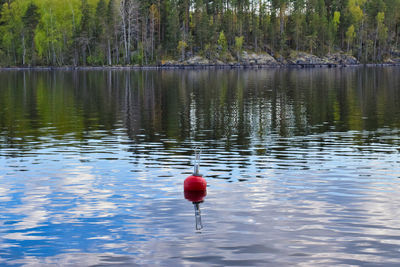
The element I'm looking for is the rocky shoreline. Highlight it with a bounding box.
[1,51,400,70]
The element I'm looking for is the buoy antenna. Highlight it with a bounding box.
[193,147,202,175]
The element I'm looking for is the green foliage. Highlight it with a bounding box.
[377,12,388,41]
[234,36,243,60]
[22,3,40,30]
[217,31,227,53]
[131,44,144,65]
[165,0,180,53]
[327,11,340,53]
[202,43,217,60]
[217,31,229,61]
[22,2,40,64]
[94,0,107,38]
[193,0,210,50]
[348,0,366,25]
[0,0,399,66]
[333,11,341,30]
[346,25,356,52]
[87,51,104,65]
[177,40,187,60]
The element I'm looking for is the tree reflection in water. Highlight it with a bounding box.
[1,68,399,152]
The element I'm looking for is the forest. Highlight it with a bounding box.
[0,0,399,66]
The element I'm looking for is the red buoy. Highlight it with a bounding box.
[184,175,207,191]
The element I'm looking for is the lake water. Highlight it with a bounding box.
[1,68,400,266]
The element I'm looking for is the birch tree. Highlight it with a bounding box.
[119,0,139,64]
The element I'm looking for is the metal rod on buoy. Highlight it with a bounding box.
[193,147,201,175]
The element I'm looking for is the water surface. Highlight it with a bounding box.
[1,68,400,266]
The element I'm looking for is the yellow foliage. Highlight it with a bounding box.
[348,0,365,24]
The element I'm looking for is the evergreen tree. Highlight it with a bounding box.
[165,0,179,53]
[78,0,91,65]
[93,0,107,64]
[106,0,118,64]
[22,2,40,65]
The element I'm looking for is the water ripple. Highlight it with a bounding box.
[1,68,400,265]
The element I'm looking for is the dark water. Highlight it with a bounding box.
[1,68,400,266]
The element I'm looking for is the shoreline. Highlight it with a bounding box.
[0,62,400,71]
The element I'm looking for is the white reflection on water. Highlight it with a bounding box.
[1,139,400,266]
[0,186,11,202]
[8,252,136,266]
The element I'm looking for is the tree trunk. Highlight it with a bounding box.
[279,4,285,36]
[158,0,161,44]
[69,2,78,66]
[374,26,378,62]
[22,34,26,65]
[120,0,128,64]
[50,8,57,65]
[107,39,111,65]
[127,14,131,64]
[358,22,363,60]
[115,32,119,64]
[185,0,189,38]
[82,45,86,65]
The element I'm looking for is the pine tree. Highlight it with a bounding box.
[93,0,107,64]
[78,0,91,65]
[165,0,180,53]
[22,2,40,65]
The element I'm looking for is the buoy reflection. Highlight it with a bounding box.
[184,190,207,230]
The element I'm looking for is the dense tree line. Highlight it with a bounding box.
[0,0,399,66]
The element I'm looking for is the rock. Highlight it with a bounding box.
[161,60,177,66]
[185,56,209,65]
[384,58,400,64]
[390,49,400,57]
[323,53,359,65]
[240,51,277,65]
[160,51,362,68]
[288,51,325,65]
[288,51,359,66]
